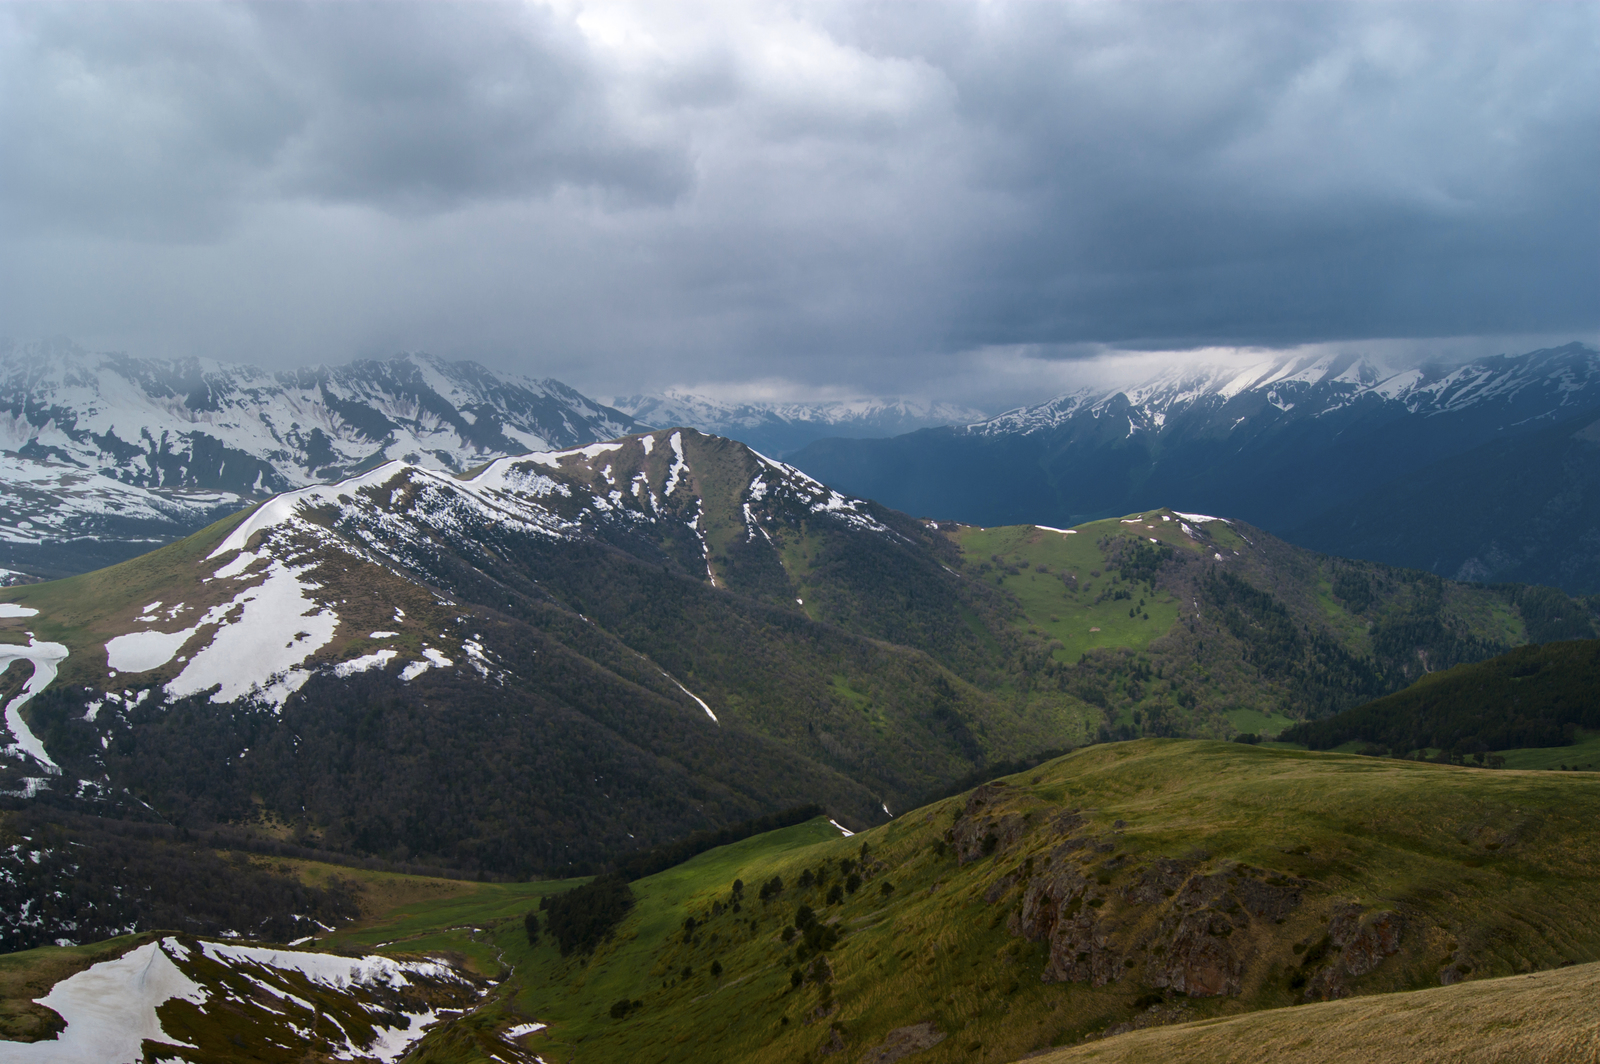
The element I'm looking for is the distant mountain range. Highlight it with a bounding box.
[608,390,985,458]
[788,343,1600,592]
[0,338,645,576]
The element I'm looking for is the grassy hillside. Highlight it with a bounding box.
[1030,960,1600,1064]
[946,512,1571,742]
[394,739,1600,1063]
[7,740,1599,1062]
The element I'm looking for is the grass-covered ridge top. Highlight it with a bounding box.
[1031,958,1600,1064]
[400,739,1600,1064]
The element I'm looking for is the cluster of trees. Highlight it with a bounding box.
[539,875,636,956]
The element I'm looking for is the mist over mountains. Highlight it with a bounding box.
[0,339,644,576]
[609,391,985,459]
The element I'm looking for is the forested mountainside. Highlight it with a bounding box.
[1282,638,1600,757]
[790,344,1600,592]
[3,428,1590,910]
[0,338,644,577]
[1287,407,1600,593]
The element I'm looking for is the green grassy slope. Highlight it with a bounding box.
[385,740,1600,1064]
[946,511,1569,742]
[8,741,1599,1063]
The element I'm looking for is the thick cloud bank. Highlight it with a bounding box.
[1,1,1594,405]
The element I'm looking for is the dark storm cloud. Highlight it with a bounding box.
[0,1,1594,404]
[0,2,686,238]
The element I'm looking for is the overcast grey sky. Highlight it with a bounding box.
[1,1,1595,408]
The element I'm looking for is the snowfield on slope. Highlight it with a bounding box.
[0,937,478,1064]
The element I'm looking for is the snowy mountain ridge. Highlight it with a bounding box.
[0,338,646,576]
[971,344,1600,438]
[0,429,914,801]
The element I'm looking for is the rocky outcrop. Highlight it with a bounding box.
[859,1022,946,1063]
[1302,906,1404,999]
[999,845,1311,998]
[946,783,1029,864]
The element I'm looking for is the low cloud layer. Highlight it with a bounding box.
[1,1,1595,407]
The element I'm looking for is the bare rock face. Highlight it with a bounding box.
[1149,907,1244,996]
[859,1022,947,1064]
[1334,907,1403,976]
[1302,905,1405,999]
[1000,852,1308,998]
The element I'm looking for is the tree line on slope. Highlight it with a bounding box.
[1279,638,1600,755]
[0,806,360,953]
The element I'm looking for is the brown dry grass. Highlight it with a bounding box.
[1024,961,1600,1064]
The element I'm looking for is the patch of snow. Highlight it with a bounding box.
[208,463,410,560]
[638,434,653,455]
[197,940,463,990]
[828,819,855,837]
[505,1022,547,1038]
[3,939,204,1063]
[212,548,264,579]
[104,628,196,673]
[333,650,398,677]
[1033,525,1077,535]
[1173,512,1224,524]
[369,630,399,639]
[882,802,892,817]
[163,560,339,711]
[0,604,39,618]
[664,431,689,496]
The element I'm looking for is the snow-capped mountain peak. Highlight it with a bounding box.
[970,344,1598,437]
[0,339,646,577]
